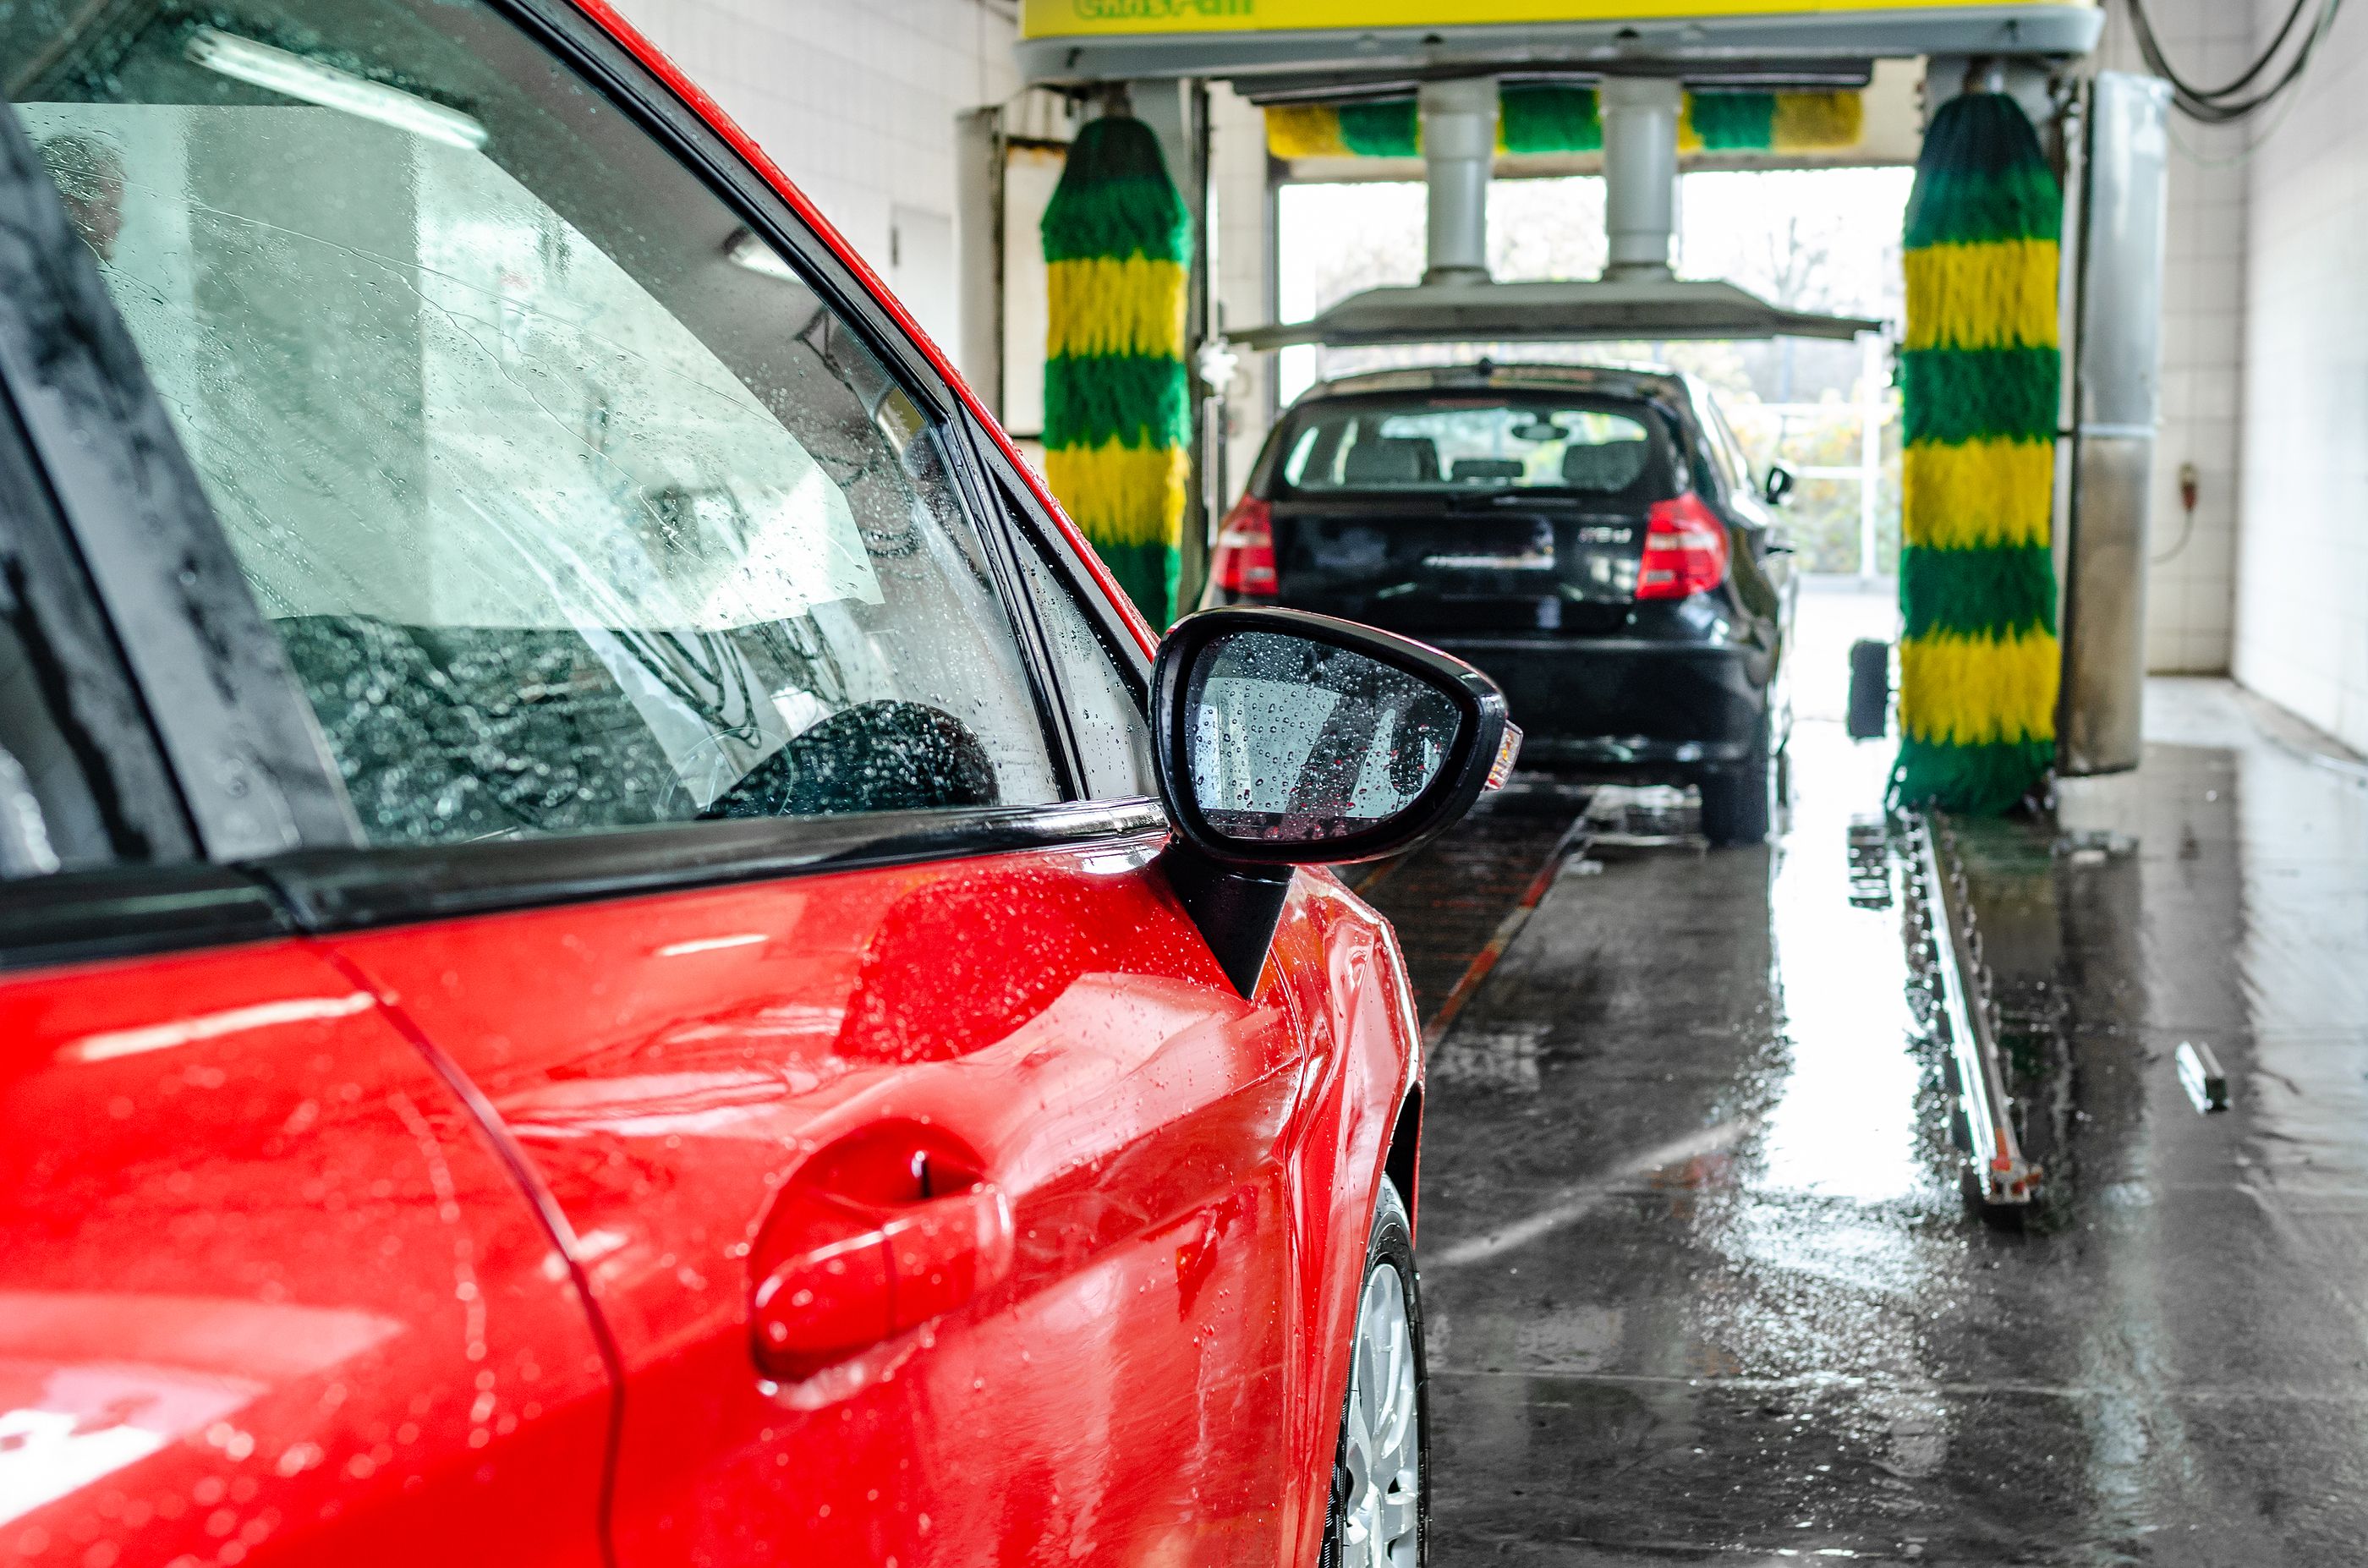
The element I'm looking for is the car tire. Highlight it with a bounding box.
[1320,1178,1428,1568]
[1699,721,1775,847]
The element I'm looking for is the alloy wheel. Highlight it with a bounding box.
[1337,1259,1422,1566]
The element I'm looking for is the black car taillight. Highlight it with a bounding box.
[1636,494,1729,600]
[1212,496,1278,597]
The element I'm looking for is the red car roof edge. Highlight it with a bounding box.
[565,0,1160,660]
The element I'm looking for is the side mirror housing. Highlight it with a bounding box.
[1149,606,1518,994]
[1762,462,1797,507]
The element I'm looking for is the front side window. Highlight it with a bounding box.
[12,0,1058,846]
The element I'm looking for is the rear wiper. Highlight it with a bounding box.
[1450,491,1578,511]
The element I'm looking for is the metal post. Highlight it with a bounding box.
[1132,78,1215,611]
[1599,77,1682,282]
[1418,76,1499,286]
[1860,331,1882,580]
[2060,73,2170,776]
[951,107,1003,419]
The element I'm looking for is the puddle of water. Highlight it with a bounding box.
[1757,718,1929,1203]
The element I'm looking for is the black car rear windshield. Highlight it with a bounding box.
[1274,392,1676,499]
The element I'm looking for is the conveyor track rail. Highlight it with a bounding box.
[1902,814,2041,1207]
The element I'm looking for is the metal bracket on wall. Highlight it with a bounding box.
[1901,813,2041,1208]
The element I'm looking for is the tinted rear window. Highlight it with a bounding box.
[1274,393,1674,498]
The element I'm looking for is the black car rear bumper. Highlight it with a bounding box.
[1422,634,1768,775]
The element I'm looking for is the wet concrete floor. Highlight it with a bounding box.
[1372,582,2368,1565]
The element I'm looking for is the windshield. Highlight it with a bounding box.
[1275,393,1675,499]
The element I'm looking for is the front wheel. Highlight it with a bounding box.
[1321,1179,1427,1568]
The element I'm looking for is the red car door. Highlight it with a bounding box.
[10,6,1309,1563]
[0,261,611,1568]
[0,939,615,1568]
[323,825,1310,1568]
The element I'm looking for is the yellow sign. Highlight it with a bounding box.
[1022,0,2083,33]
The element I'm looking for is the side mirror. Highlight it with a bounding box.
[1150,606,1518,994]
[1762,462,1797,507]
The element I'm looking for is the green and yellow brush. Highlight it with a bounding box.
[1895,92,2063,815]
[1041,114,1192,628]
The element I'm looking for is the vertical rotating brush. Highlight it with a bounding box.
[1040,114,1192,628]
[1894,92,2064,815]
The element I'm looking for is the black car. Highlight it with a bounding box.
[1207,362,1797,845]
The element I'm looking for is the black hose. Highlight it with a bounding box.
[2124,0,2347,123]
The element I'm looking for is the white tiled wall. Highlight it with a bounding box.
[2093,0,2248,675]
[2231,0,2368,748]
[607,0,1021,354]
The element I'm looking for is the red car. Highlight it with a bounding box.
[0,5,1513,1567]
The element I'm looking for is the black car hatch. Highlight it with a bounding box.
[1260,387,1680,635]
[1272,492,1654,638]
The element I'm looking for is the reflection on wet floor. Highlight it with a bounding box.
[1364,588,2368,1563]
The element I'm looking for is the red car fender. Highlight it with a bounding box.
[567,0,1159,663]
[1272,871,1426,1563]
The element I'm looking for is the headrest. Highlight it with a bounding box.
[1560,439,1647,491]
[1342,436,1440,485]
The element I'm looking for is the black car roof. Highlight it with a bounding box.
[1292,361,1696,409]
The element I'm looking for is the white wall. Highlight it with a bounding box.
[2092,0,2249,676]
[607,0,1021,357]
[2231,0,2368,748]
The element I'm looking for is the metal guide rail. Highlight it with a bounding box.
[1900,813,2041,1208]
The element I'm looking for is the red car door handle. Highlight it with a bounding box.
[749,1123,1014,1378]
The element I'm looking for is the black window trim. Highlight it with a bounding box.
[0,285,291,974]
[0,798,1176,974]
[0,107,361,863]
[249,798,1169,937]
[0,862,292,974]
[0,353,194,864]
[0,0,1187,970]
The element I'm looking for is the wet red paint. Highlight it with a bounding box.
[336,842,1317,1565]
[0,6,1428,1563]
[0,850,1418,1566]
[0,944,611,1568]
